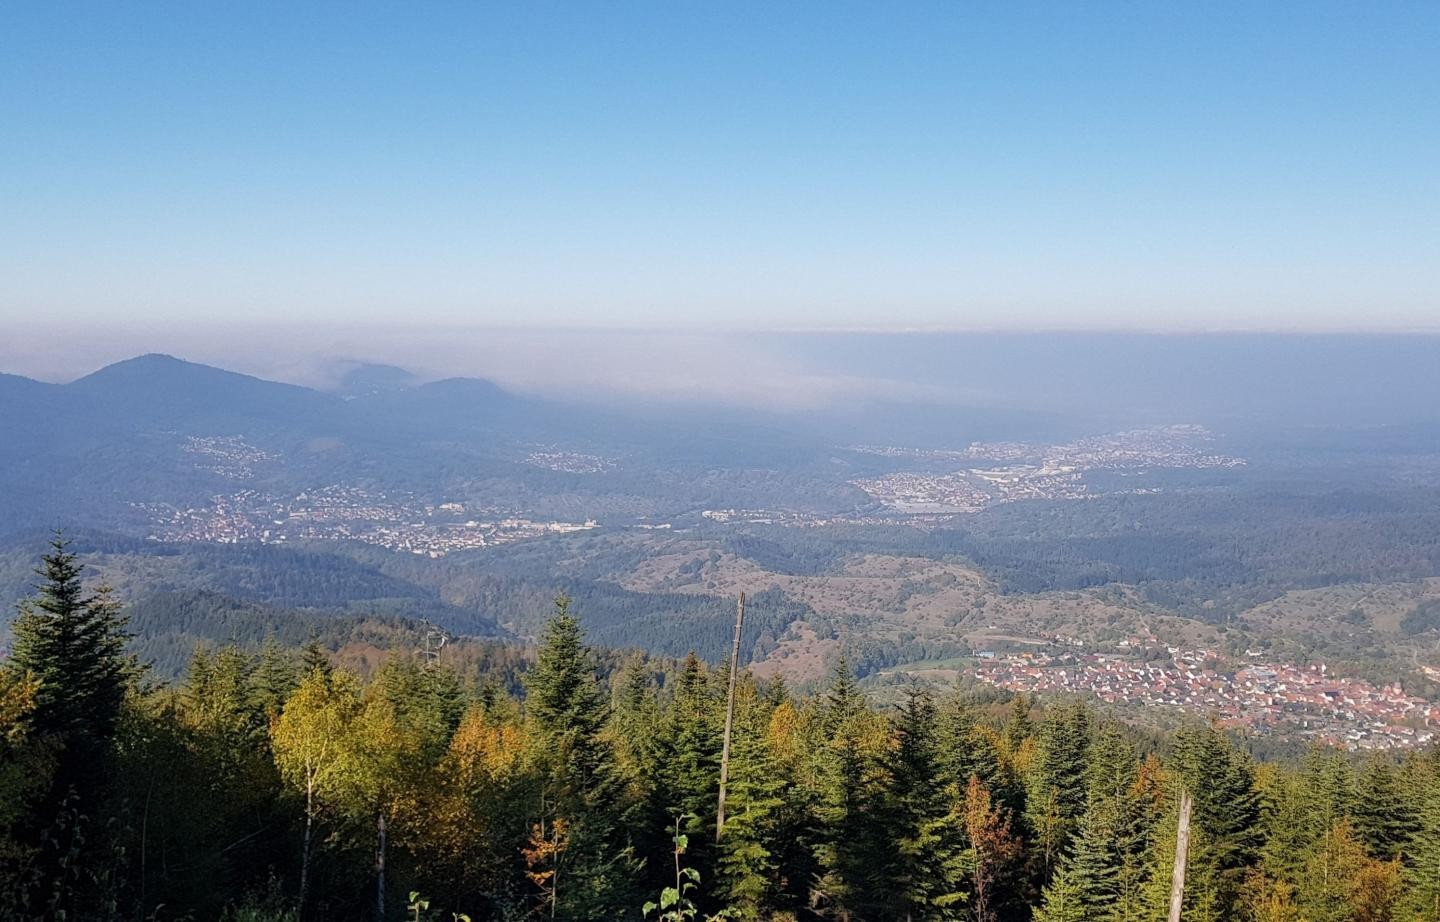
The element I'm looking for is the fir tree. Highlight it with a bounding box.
[1170,720,1262,917]
[299,638,332,678]
[252,635,297,718]
[937,693,1007,803]
[1404,768,1440,921]
[522,596,637,917]
[1353,754,1417,861]
[1025,700,1091,879]
[889,685,961,920]
[1003,692,1032,756]
[9,536,133,784]
[1034,865,1088,922]
[659,653,721,858]
[714,686,786,919]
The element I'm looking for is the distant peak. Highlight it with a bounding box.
[335,361,420,396]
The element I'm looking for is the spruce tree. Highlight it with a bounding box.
[299,638,332,678]
[522,596,636,917]
[715,686,786,919]
[253,635,297,717]
[659,653,720,857]
[1353,754,1417,861]
[811,656,889,919]
[1025,700,1091,879]
[889,686,960,920]
[9,536,133,782]
[1170,720,1262,917]
[1404,767,1440,921]
[937,693,1008,804]
[1034,865,1088,922]
[1003,692,1032,756]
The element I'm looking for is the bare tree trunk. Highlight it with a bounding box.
[376,809,387,921]
[716,593,746,842]
[1168,789,1194,922]
[300,775,314,919]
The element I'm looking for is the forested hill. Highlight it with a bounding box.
[3,540,1439,921]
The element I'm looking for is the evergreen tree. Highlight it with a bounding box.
[888,686,962,920]
[253,634,298,717]
[522,596,636,918]
[1405,767,1440,921]
[937,693,1009,808]
[1025,700,1091,879]
[659,653,721,862]
[1034,865,1087,922]
[1003,692,1032,756]
[299,638,332,678]
[1170,720,1262,917]
[9,536,133,780]
[811,657,890,919]
[1353,754,1417,861]
[714,684,786,919]
[821,652,864,735]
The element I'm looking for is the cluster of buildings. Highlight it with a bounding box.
[975,647,1435,750]
[182,435,279,480]
[140,485,597,557]
[848,426,1244,515]
[851,464,1089,513]
[524,450,614,474]
[701,508,841,526]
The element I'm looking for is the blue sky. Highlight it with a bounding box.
[2,2,1437,331]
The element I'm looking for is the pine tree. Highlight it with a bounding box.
[1170,720,1262,917]
[888,685,962,920]
[659,653,720,858]
[253,634,297,718]
[299,638,331,678]
[1025,700,1091,879]
[522,596,636,918]
[1404,766,1440,921]
[1003,692,1032,756]
[1034,865,1088,922]
[714,685,786,919]
[1353,754,1417,860]
[9,536,133,786]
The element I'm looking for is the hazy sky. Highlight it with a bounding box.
[2,2,1438,332]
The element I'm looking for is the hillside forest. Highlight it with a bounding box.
[5,539,1440,921]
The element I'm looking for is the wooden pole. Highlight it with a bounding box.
[1168,789,1194,922]
[716,592,746,842]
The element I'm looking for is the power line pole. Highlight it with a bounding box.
[1168,788,1194,922]
[716,592,746,842]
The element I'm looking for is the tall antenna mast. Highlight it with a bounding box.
[716,592,746,842]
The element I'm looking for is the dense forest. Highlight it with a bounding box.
[5,539,1440,921]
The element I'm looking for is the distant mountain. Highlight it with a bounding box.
[334,362,421,398]
[68,353,339,433]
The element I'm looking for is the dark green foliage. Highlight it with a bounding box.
[7,536,1440,921]
[1403,599,1440,636]
[1025,700,1092,880]
[1353,754,1418,860]
[888,686,964,919]
[713,685,786,919]
[9,537,133,761]
[1170,720,1263,916]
